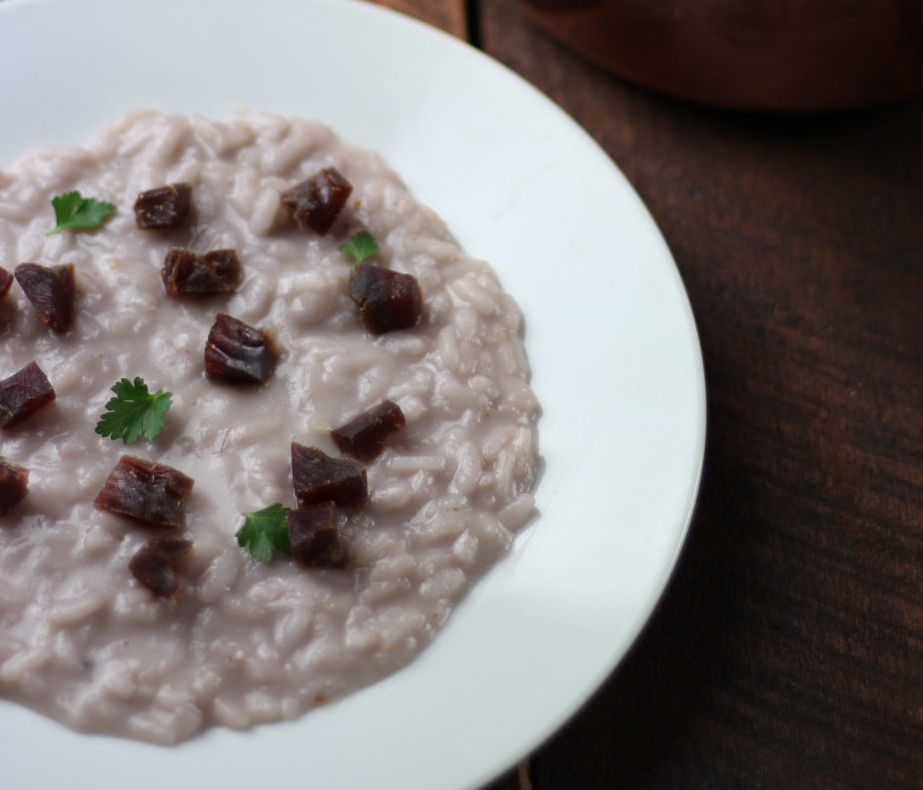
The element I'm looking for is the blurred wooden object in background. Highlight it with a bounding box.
[374,1,923,789]
[517,0,923,109]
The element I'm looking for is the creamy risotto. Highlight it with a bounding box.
[0,112,538,743]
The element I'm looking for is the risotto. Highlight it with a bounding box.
[0,111,539,743]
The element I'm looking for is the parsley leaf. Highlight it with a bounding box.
[46,191,116,235]
[95,377,173,444]
[338,231,379,266]
[236,504,292,562]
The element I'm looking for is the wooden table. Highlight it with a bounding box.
[376,2,923,788]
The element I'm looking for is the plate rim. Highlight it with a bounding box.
[0,0,707,787]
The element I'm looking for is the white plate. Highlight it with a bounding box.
[0,0,705,788]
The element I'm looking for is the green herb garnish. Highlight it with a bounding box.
[338,231,379,266]
[94,377,173,444]
[236,504,292,562]
[46,191,116,235]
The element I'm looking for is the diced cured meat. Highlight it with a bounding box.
[162,248,242,296]
[0,362,56,429]
[14,263,76,332]
[204,313,278,385]
[94,455,194,528]
[287,502,346,568]
[291,444,367,508]
[133,183,193,229]
[349,264,422,334]
[0,266,12,299]
[0,457,29,516]
[281,167,352,235]
[129,537,193,599]
[331,400,405,462]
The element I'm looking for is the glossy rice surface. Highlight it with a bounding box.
[0,112,538,743]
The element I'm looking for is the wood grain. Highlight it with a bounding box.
[477,1,923,788]
[372,0,923,787]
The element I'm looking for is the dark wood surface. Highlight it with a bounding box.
[379,1,923,789]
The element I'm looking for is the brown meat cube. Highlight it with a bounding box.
[281,167,352,235]
[331,400,405,462]
[0,457,29,516]
[0,361,56,429]
[162,248,242,296]
[94,455,194,528]
[0,266,12,299]
[287,502,346,568]
[129,537,193,599]
[134,184,192,229]
[349,264,422,334]
[15,263,76,332]
[291,444,367,508]
[204,313,278,385]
